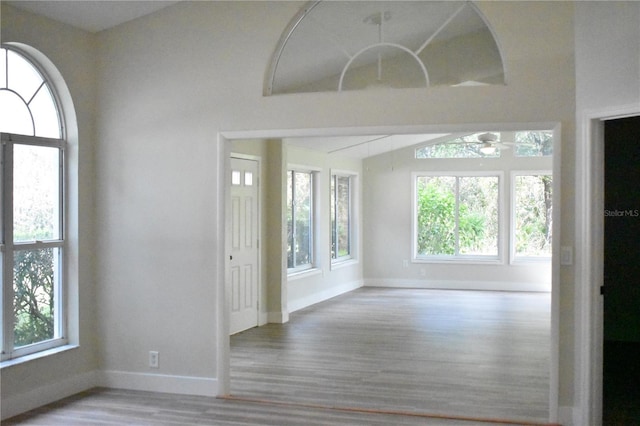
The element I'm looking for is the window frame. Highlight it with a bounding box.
[412,171,504,264]
[1,45,67,362]
[330,170,356,265]
[510,170,553,263]
[286,166,319,275]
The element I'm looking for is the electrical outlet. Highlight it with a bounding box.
[149,351,159,368]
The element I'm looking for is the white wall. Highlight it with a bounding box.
[1,0,585,421]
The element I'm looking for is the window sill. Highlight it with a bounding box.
[1,344,79,369]
[288,268,322,281]
[412,257,503,265]
[330,258,358,270]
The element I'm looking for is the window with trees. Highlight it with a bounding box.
[513,173,552,259]
[287,169,315,272]
[331,173,353,262]
[415,174,500,259]
[1,46,66,360]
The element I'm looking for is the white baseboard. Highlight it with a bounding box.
[267,310,289,324]
[98,370,218,397]
[1,370,98,420]
[364,278,551,292]
[288,280,364,313]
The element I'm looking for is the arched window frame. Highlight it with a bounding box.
[1,44,69,362]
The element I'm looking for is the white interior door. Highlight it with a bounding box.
[229,157,259,335]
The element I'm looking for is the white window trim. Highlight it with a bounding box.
[510,170,553,264]
[330,169,358,266]
[287,165,321,275]
[1,45,69,363]
[412,170,504,264]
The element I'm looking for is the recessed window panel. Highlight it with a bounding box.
[514,174,552,257]
[13,144,61,242]
[13,247,58,348]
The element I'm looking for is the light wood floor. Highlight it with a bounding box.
[6,288,552,426]
[230,288,551,425]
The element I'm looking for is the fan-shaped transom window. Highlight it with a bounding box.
[0,47,62,139]
[267,1,505,95]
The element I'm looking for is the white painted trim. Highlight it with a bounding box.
[364,278,550,292]
[98,371,217,397]
[558,405,579,426]
[576,104,640,426]
[288,280,363,313]
[1,370,98,420]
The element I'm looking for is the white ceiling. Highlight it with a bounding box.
[5,0,454,158]
[6,1,180,33]
[284,133,450,159]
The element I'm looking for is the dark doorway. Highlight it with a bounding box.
[603,116,640,424]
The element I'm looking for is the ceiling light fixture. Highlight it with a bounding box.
[479,143,497,155]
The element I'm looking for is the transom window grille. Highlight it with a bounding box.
[1,46,66,361]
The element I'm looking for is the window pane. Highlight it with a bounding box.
[244,171,253,186]
[293,172,312,267]
[14,144,61,242]
[458,177,499,255]
[332,176,350,259]
[14,247,58,348]
[0,90,34,135]
[8,50,43,102]
[1,49,7,89]
[231,170,241,185]
[514,131,553,157]
[416,176,456,255]
[287,171,294,268]
[515,175,552,256]
[30,84,61,138]
[416,133,500,159]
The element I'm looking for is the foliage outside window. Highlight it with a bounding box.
[415,175,499,259]
[514,174,552,258]
[287,170,314,272]
[1,46,66,361]
[331,174,352,262]
[514,131,553,157]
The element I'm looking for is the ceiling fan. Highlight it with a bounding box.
[475,132,514,154]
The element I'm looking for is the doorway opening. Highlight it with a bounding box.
[219,123,560,424]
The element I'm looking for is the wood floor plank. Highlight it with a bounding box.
[6,288,552,425]
[230,288,551,424]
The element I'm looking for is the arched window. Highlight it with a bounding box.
[1,45,66,360]
[267,1,506,95]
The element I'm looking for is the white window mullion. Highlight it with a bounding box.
[1,140,15,360]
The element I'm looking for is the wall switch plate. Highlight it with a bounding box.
[149,351,159,368]
[560,246,573,266]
